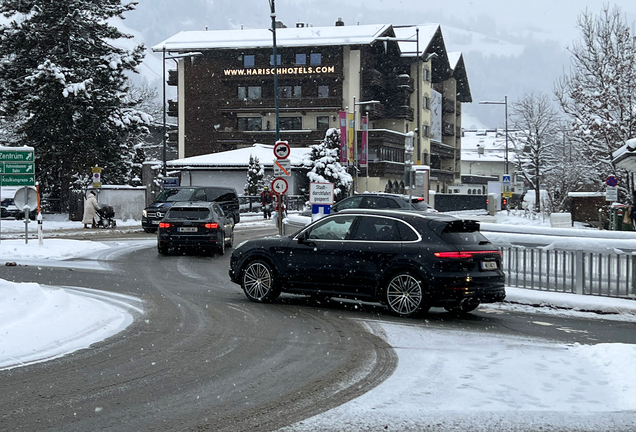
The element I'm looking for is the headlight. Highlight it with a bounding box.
[142,209,147,217]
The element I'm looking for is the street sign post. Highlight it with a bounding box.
[273,159,291,177]
[606,186,618,202]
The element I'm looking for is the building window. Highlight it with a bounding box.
[238,86,262,99]
[422,125,430,137]
[310,53,322,65]
[243,55,255,68]
[318,85,329,98]
[423,68,431,82]
[295,53,307,65]
[279,85,301,98]
[270,54,281,66]
[423,96,431,109]
[238,117,262,131]
[317,116,329,130]
[280,117,302,130]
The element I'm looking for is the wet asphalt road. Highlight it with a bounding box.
[1,225,636,431]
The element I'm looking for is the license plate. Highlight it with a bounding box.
[151,220,160,225]
[481,261,498,270]
[178,227,198,232]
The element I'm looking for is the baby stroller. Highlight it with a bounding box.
[95,205,117,229]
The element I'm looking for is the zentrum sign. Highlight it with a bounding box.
[223,65,335,76]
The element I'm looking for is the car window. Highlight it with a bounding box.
[351,216,400,241]
[362,197,400,209]
[333,196,363,211]
[438,220,490,245]
[397,221,420,241]
[206,188,236,202]
[213,203,224,217]
[307,215,355,240]
[155,188,197,202]
[193,189,207,201]
[167,207,210,219]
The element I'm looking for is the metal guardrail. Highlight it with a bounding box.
[500,246,636,299]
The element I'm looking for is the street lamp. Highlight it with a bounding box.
[268,0,280,141]
[479,96,509,174]
[161,48,202,176]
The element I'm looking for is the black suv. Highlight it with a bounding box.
[332,193,437,213]
[142,186,240,233]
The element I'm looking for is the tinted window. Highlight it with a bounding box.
[167,207,210,219]
[397,221,419,241]
[403,197,432,210]
[155,188,197,202]
[351,216,400,241]
[362,196,401,209]
[307,216,354,240]
[206,188,236,202]
[439,220,490,245]
[334,196,363,211]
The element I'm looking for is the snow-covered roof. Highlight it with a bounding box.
[448,52,462,69]
[613,138,636,172]
[460,129,516,163]
[392,25,439,56]
[152,24,392,51]
[166,143,312,168]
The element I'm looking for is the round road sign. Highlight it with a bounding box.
[273,141,291,160]
[271,177,288,195]
[606,175,618,187]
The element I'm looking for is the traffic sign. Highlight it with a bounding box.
[273,159,291,177]
[271,177,288,195]
[92,166,102,188]
[3,162,34,174]
[606,186,618,202]
[502,174,511,185]
[0,148,34,162]
[0,174,35,186]
[273,141,291,160]
[606,175,618,187]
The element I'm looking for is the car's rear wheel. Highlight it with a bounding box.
[242,260,280,303]
[158,243,169,255]
[384,272,428,318]
[144,228,157,234]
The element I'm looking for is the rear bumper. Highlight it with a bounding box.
[158,234,221,248]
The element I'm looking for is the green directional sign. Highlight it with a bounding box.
[3,162,35,174]
[0,174,35,186]
[0,150,34,162]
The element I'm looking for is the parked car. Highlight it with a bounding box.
[143,186,240,233]
[1,198,36,220]
[332,193,437,213]
[229,209,505,317]
[157,201,234,255]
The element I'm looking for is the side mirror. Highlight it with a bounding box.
[298,230,311,244]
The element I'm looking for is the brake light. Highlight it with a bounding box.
[159,222,170,228]
[204,223,219,229]
[434,250,501,258]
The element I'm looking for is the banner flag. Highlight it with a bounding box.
[360,116,368,167]
[348,113,354,164]
[339,111,347,164]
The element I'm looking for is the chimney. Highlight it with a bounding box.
[335,18,345,26]
[296,22,305,28]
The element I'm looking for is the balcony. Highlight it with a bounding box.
[431,141,456,159]
[214,129,326,147]
[443,97,455,114]
[386,105,414,121]
[167,100,178,117]
[363,68,384,88]
[218,97,341,112]
[167,69,178,86]
[429,169,456,183]
[395,75,414,93]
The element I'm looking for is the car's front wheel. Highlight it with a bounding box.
[225,230,234,248]
[217,234,226,255]
[241,260,280,303]
[384,272,428,318]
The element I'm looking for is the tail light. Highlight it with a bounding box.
[159,222,170,228]
[204,223,219,229]
[434,250,501,258]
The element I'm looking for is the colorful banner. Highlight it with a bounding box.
[360,116,368,168]
[339,111,347,164]
[348,113,355,164]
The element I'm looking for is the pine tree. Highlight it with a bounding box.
[244,154,264,196]
[0,0,151,207]
[304,128,352,200]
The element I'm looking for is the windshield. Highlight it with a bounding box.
[154,188,197,203]
[438,220,490,245]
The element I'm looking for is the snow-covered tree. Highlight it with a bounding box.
[244,154,264,196]
[510,93,563,214]
[554,5,636,202]
[304,128,352,200]
[0,0,151,208]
